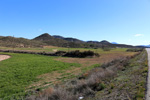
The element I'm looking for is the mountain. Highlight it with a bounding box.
[111,42,118,44]
[86,40,140,48]
[53,35,84,43]
[33,33,86,48]
[64,38,84,43]
[113,44,135,48]
[33,33,70,47]
[100,40,111,44]
[0,33,145,49]
[34,33,53,41]
[53,35,64,39]
[86,40,115,48]
[87,40,111,44]
[87,41,99,44]
[136,45,150,48]
[34,33,105,48]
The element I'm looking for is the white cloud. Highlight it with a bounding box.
[134,34,144,37]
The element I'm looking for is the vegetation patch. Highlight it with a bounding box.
[126,48,144,52]
[0,48,138,99]
[0,53,80,99]
[63,50,100,58]
[27,51,139,100]
[86,50,148,100]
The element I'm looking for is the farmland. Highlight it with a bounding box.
[0,47,139,99]
[0,52,80,99]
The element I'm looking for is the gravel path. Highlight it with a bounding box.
[146,48,150,100]
[0,55,10,61]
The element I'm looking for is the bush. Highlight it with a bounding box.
[126,48,143,52]
[55,51,67,56]
[63,50,100,58]
[27,87,78,100]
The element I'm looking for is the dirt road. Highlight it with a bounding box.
[146,48,150,100]
[0,55,10,61]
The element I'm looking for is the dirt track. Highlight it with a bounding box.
[0,55,10,61]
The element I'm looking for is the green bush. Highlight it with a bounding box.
[63,50,100,58]
[126,48,143,52]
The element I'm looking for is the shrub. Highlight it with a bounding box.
[27,87,78,100]
[126,48,143,52]
[55,51,66,56]
[47,87,78,100]
[63,50,100,58]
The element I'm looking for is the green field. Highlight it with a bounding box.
[0,53,80,99]
[0,47,137,99]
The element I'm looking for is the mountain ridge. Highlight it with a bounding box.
[0,33,146,48]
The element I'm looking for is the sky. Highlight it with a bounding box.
[0,0,150,45]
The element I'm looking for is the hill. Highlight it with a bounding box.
[35,34,145,48]
[53,35,85,43]
[33,33,84,48]
[34,33,116,48]
[0,33,146,48]
[0,36,45,48]
[87,40,115,48]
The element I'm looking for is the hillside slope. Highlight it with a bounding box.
[33,33,84,48]
[0,36,45,48]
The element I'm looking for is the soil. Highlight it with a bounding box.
[0,55,10,61]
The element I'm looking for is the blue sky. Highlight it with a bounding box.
[0,0,150,45]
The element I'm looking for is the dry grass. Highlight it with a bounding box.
[27,53,138,100]
[43,46,59,48]
[27,50,137,92]
[25,48,138,100]
[27,72,61,90]
[56,52,137,67]
[85,51,147,100]
[27,67,82,92]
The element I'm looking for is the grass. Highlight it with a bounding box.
[0,53,80,99]
[0,47,138,99]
